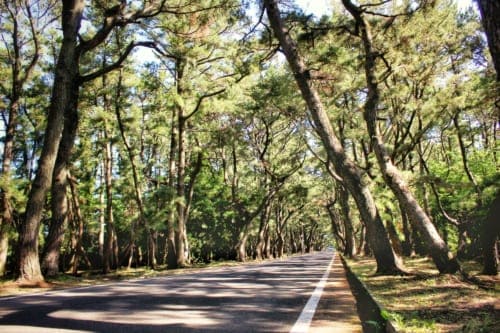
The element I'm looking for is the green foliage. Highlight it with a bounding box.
[1,0,496,278]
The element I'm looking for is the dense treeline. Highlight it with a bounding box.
[0,0,497,283]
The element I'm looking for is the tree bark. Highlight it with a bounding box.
[338,185,356,257]
[264,0,404,274]
[482,191,499,275]
[176,114,187,267]
[256,201,271,260]
[41,82,79,277]
[326,203,347,253]
[0,0,44,276]
[174,57,188,268]
[102,120,116,274]
[342,0,459,273]
[98,180,105,263]
[0,98,17,277]
[16,0,84,283]
[476,0,500,81]
[166,102,178,269]
[68,174,91,275]
[400,202,413,257]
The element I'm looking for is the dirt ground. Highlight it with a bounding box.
[345,257,500,333]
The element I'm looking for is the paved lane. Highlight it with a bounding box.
[0,251,335,332]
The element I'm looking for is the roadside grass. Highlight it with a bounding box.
[346,257,499,333]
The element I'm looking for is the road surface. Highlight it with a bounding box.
[0,251,335,332]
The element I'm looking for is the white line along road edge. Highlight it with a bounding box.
[289,252,336,333]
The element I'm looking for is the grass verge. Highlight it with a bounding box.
[345,257,499,333]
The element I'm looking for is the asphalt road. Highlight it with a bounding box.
[0,251,335,333]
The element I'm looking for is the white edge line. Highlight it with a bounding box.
[289,252,336,333]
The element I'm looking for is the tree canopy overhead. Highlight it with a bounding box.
[0,0,497,283]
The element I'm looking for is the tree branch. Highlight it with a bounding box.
[183,88,226,121]
[78,41,157,83]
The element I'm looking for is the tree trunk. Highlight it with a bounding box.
[275,205,285,258]
[68,175,91,275]
[41,83,79,277]
[342,0,459,273]
[98,184,105,263]
[400,203,413,257]
[176,111,187,267]
[0,98,18,276]
[264,225,272,259]
[453,113,482,207]
[256,200,271,260]
[17,0,84,283]
[476,0,500,81]
[236,228,249,262]
[114,68,156,269]
[102,121,116,274]
[338,185,356,257]
[166,97,178,269]
[264,0,404,274]
[357,224,366,256]
[1,0,43,276]
[385,218,403,257]
[326,203,347,253]
[482,191,500,275]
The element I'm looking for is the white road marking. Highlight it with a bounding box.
[289,253,336,333]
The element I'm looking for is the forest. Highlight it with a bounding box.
[0,0,498,285]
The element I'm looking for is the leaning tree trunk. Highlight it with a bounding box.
[41,84,79,277]
[476,0,499,275]
[264,0,404,275]
[342,0,459,273]
[477,0,500,81]
[17,0,83,283]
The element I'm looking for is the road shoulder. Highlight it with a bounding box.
[309,255,362,333]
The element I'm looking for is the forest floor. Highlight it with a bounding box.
[345,256,499,333]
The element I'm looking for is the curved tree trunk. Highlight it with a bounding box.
[264,0,404,275]
[342,0,459,273]
[17,0,84,283]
